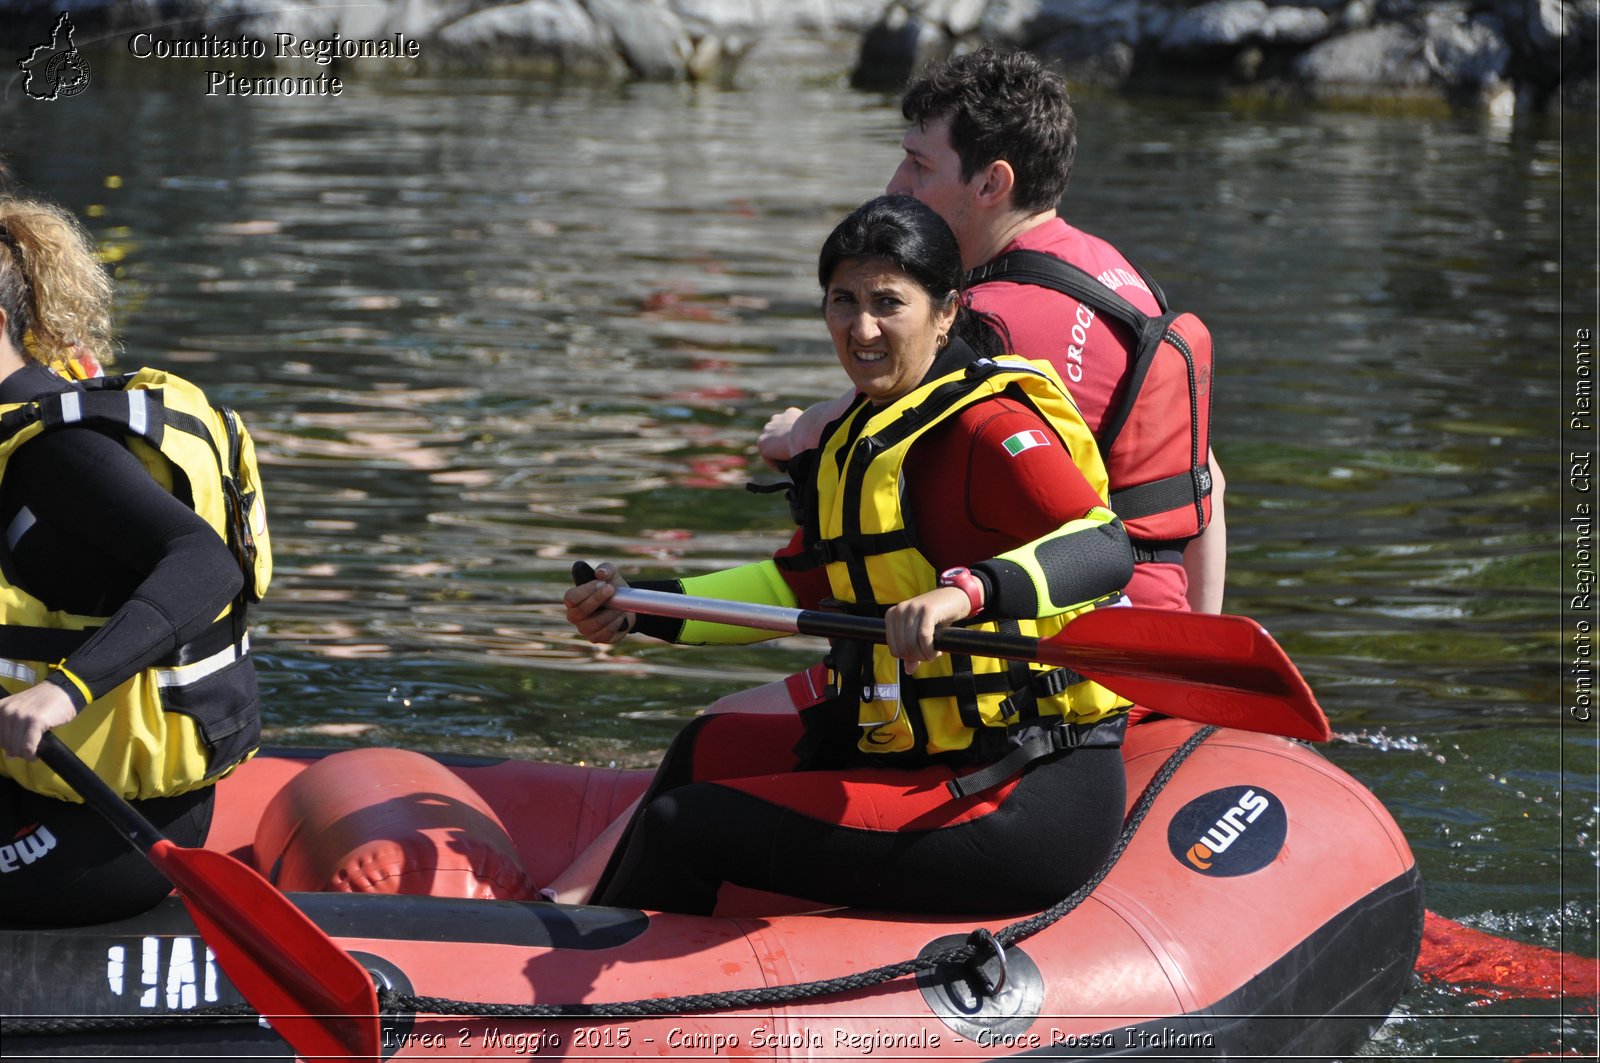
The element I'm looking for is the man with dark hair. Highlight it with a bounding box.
[896,46,1077,228]
[763,46,1226,614]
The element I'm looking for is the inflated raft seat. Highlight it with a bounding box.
[252,747,539,900]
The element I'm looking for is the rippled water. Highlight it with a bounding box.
[5,65,1596,1058]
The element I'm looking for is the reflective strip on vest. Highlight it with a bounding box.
[0,658,38,685]
[6,506,35,551]
[154,634,250,689]
[128,390,149,437]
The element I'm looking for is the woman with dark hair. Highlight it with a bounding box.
[561,195,1135,915]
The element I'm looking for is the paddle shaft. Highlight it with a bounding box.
[37,733,166,855]
[610,586,1050,663]
[602,584,1330,742]
[607,586,1306,682]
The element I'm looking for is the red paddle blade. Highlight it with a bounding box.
[1417,910,1600,1003]
[149,840,380,1061]
[1045,608,1332,742]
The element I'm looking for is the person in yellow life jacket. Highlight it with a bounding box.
[559,196,1135,915]
[0,195,262,927]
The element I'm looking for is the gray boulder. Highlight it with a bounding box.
[1262,4,1333,44]
[1528,0,1573,51]
[965,0,1144,86]
[978,0,1144,47]
[587,0,690,79]
[1036,30,1137,87]
[1424,11,1511,86]
[856,4,951,89]
[1160,0,1271,53]
[434,0,623,74]
[1156,0,1328,53]
[1292,22,1435,94]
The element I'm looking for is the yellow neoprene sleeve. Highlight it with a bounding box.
[985,506,1132,617]
[673,560,801,645]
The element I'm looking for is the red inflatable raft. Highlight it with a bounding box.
[1,719,1423,1060]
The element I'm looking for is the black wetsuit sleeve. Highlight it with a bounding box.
[10,429,242,708]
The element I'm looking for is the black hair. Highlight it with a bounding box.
[817,195,1005,357]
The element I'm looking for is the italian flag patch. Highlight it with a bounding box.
[1002,429,1051,456]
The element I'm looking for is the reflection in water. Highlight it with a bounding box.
[5,74,1594,1056]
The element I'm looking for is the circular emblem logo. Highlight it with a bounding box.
[46,50,91,98]
[1167,785,1286,877]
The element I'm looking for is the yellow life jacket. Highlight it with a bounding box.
[804,357,1129,760]
[0,368,270,801]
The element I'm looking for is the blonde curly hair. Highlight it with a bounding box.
[0,195,115,369]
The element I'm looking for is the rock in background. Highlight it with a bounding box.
[4,0,1592,111]
[3,0,889,84]
[861,0,1597,114]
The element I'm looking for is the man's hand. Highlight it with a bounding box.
[756,407,807,467]
[563,562,636,645]
[755,392,857,468]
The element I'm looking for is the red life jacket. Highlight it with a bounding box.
[966,249,1214,545]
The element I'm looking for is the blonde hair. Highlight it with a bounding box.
[0,195,115,369]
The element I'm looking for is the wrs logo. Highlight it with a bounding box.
[18,13,91,101]
[0,823,59,873]
[1167,785,1286,877]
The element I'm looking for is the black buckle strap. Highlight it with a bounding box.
[159,613,248,668]
[773,551,822,572]
[0,403,41,446]
[996,666,1086,720]
[744,480,790,496]
[905,666,1086,724]
[902,670,1008,703]
[810,529,916,566]
[1109,468,1210,521]
[946,714,1128,799]
[0,611,244,677]
[0,624,95,662]
[1032,666,1084,697]
[947,732,1056,799]
[814,538,855,565]
[1130,542,1186,565]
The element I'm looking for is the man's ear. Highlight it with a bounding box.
[972,159,1016,208]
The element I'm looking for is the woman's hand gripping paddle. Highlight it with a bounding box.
[36,733,380,1062]
[591,578,1330,742]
